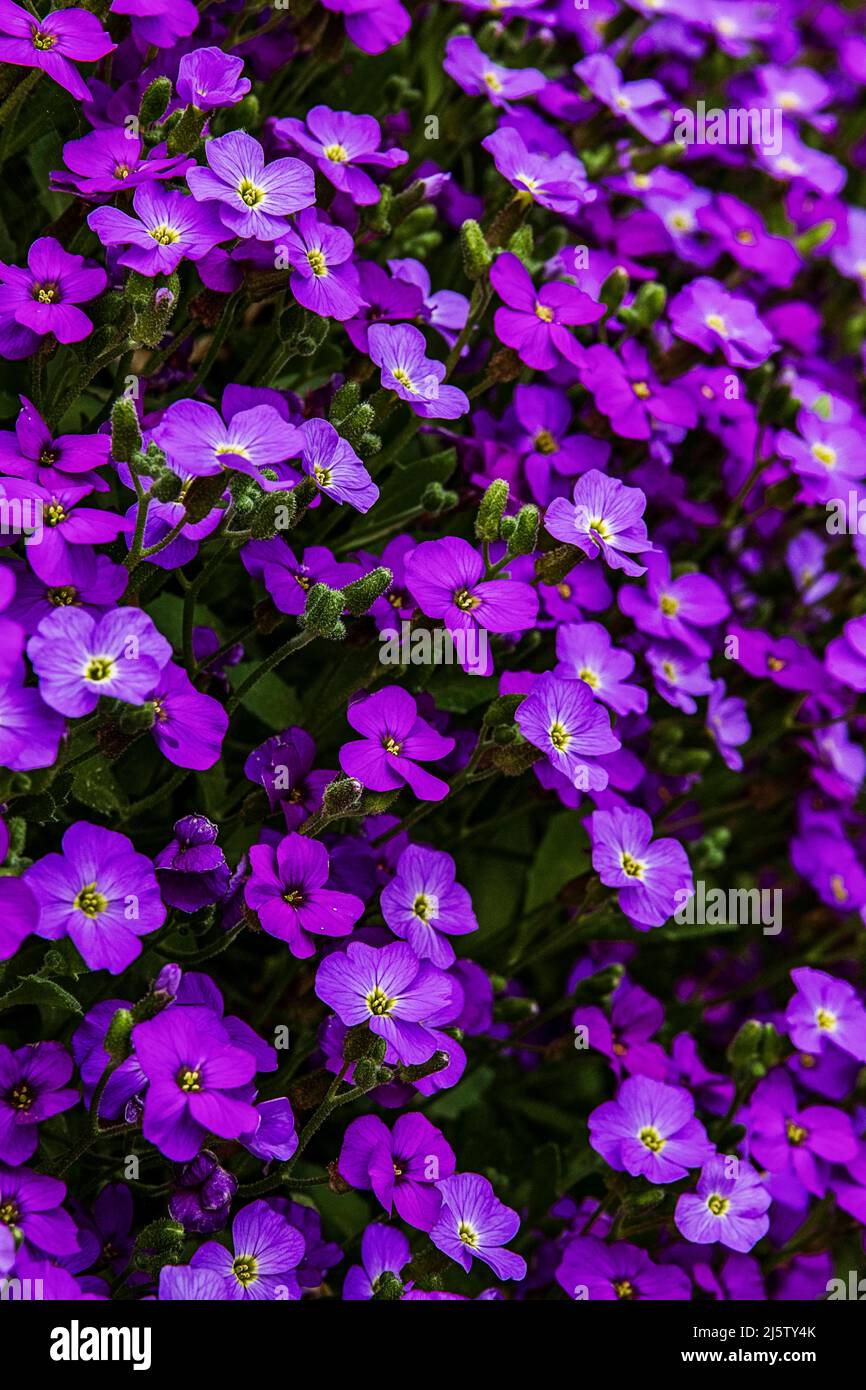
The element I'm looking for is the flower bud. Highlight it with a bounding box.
[342,566,393,617]
[460,218,492,280]
[475,478,509,542]
[299,583,347,640]
[322,776,364,817]
[110,397,142,464]
[506,503,539,556]
[138,76,172,128]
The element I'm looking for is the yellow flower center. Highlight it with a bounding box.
[306,248,328,277]
[84,656,114,683]
[621,852,645,879]
[535,301,554,322]
[383,736,402,756]
[578,667,600,689]
[829,875,848,903]
[149,223,180,246]
[177,1068,202,1092]
[323,143,349,163]
[413,893,433,921]
[232,1255,258,1287]
[549,721,571,752]
[632,381,651,399]
[483,71,503,93]
[283,889,305,907]
[10,1083,34,1111]
[392,367,417,392]
[45,501,66,526]
[614,1278,634,1299]
[811,442,836,469]
[366,985,396,1017]
[705,313,728,336]
[31,28,58,50]
[786,1119,808,1146]
[453,587,480,611]
[534,429,559,454]
[458,1221,479,1247]
[659,593,679,616]
[815,1008,837,1031]
[238,178,266,207]
[707,1194,730,1217]
[638,1125,665,1153]
[74,882,108,917]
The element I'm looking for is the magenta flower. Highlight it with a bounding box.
[278,208,365,321]
[589,1075,712,1182]
[52,127,193,200]
[187,131,314,241]
[0,237,106,351]
[133,1006,259,1161]
[490,252,603,371]
[444,35,546,109]
[555,621,648,718]
[380,843,478,968]
[339,686,455,802]
[405,535,538,677]
[245,832,364,959]
[675,1157,771,1253]
[669,277,777,368]
[429,1173,526,1281]
[516,671,621,791]
[28,606,171,717]
[88,187,228,277]
[315,939,454,1064]
[24,821,166,974]
[745,1070,857,1197]
[0,1,115,102]
[578,341,697,441]
[339,1112,456,1229]
[589,806,693,930]
[0,674,65,774]
[367,324,469,419]
[544,469,654,577]
[241,540,359,617]
[273,105,408,206]
[0,395,109,481]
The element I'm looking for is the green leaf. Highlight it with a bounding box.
[0,974,82,1017]
[525,812,590,911]
[72,761,126,815]
[228,664,303,731]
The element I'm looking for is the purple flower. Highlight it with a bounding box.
[339,1112,456,1229]
[707,679,750,771]
[557,1236,691,1300]
[785,967,866,1064]
[339,686,455,802]
[669,277,777,369]
[0,876,41,961]
[589,806,693,930]
[51,127,193,200]
[405,536,538,677]
[187,131,314,241]
[482,126,594,214]
[0,1163,78,1255]
[273,105,407,206]
[245,832,364,959]
[190,1199,305,1300]
[177,47,251,112]
[620,551,730,658]
[387,258,469,347]
[675,1157,771,1253]
[444,35,546,109]
[2,478,130,587]
[367,324,469,419]
[28,606,171,717]
[147,662,228,771]
[745,1070,857,1197]
[242,538,358,616]
[490,252,603,371]
[155,815,231,914]
[516,671,620,792]
[319,0,410,56]
[110,0,198,48]
[158,1266,228,1300]
[25,821,166,974]
[589,1075,712,1182]
[244,726,333,826]
[380,843,478,967]
[0,237,106,352]
[169,1149,237,1235]
[572,978,667,1081]
[544,470,654,577]
[825,616,866,691]
[133,1006,259,1161]
[299,418,378,513]
[0,395,110,481]
[343,1223,411,1300]
[555,621,648,717]
[578,341,697,441]
[429,1173,526,1281]
[575,53,671,143]
[315,939,454,1064]
[278,208,364,321]
[88,187,227,277]
[0,1,115,102]
[0,1042,78,1164]
[151,396,302,483]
